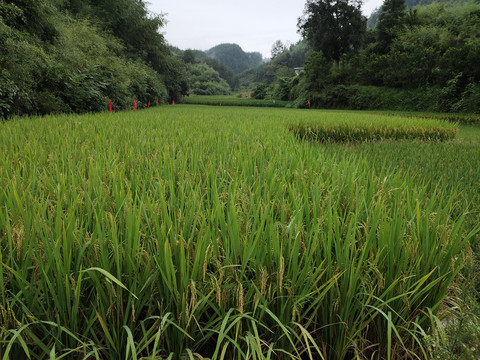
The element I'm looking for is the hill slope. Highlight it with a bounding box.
[206,43,263,74]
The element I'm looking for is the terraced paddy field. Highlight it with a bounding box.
[1,106,479,359]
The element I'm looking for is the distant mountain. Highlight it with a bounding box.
[206,43,264,74]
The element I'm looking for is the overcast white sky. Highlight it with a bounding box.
[146,0,383,58]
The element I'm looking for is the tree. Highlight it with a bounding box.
[298,0,366,63]
[186,63,231,95]
[271,40,287,59]
[182,49,197,64]
[252,83,268,99]
[375,0,407,52]
[205,58,238,90]
[304,51,332,91]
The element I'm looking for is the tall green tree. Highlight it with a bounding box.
[375,0,407,52]
[298,0,366,63]
[271,40,287,59]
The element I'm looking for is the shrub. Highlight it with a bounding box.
[273,77,295,101]
[252,83,268,99]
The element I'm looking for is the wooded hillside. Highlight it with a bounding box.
[0,0,188,118]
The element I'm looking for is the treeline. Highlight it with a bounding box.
[175,48,238,96]
[252,0,480,113]
[0,0,188,118]
[238,41,308,96]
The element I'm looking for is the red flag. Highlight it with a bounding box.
[157,98,159,106]
[185,97,188,102]
[308,99,311,108]
[172,100,175,105]
[134,100,137,111]
[109,99,112,113]
[148,100,150,108]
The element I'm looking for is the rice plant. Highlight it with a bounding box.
[288,115,458,142]
[0,106,478,359]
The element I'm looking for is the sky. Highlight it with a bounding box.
[146,0,384,59]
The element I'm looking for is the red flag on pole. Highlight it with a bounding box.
[157,98,159,106]
[148,100,150,108]
[172,100,175,105]
[308,99,311,108]
[134,100,137,111]
[109,99,112,113]
[185,97,188,103]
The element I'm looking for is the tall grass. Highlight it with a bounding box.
[0,106,478,359]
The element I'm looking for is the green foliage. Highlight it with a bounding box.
[63,0,169,72]
[271,39,287,59]
[237,41,308,92]
[7,0,59,41]
[179,48,238,91]
[304,51,332,92]
[301,83,480,115]
[375,0,407,51]
[206,43,263,74]
[186,63,231,95]
[306,85,441,111]
[297,0,480,113]
[273,41,308,69]
[205,57,239,90]
[273,77,296,100]
[0,0,185,118]
[298,0,367,62]
[455,82,480,113]
[0,70,17,118]
[252,83,268,99]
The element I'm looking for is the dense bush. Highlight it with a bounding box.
[304,84,480,114]
[272,77,295,100]
[252,83,268,99]
[285,1,480,113]
[0,0,183,118]
[186,63,231,95]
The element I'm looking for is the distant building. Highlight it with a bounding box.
[294,67,304,75]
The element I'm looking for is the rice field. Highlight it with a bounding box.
[288,115,458,142]
[186,95,290,107]
[1,106,479,359]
